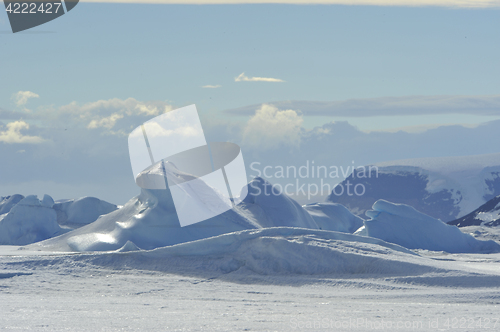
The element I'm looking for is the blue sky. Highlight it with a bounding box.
[0,2,499,203]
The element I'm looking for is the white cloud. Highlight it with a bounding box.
[202,85,222,89]
[235,72,285,83]
[87,113,125,129]
[0,121,45,144]
[12,91,39,107]
[51,98,174,133]
[81,0,500,8]
[243,104,303,149]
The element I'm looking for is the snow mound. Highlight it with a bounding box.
[53,196,118,227]
[0,195,66,245]
[237,177,318,229]
[34,177,321,252]
[362,200,500,253]
[115,240,141,252]
[303,202,363,233]
[87,228,437,277]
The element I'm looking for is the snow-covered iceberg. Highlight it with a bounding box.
[0,195,66,245]
[33,175,322,252]
[303,202,363,233]
[53,197,118,227]
[358,200,500,253]
[237,177,318,229]
[0,194,120,245]
[0,194,25,215]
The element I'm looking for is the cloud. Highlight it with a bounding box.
[5,95,500,205]
[81,0,500,8]
[243,104,303,149]
[226,95,500,117]
[12,91,39,107]
[0,121,45,144]
[87,113,125,129]
[202,85,222,89]
[45,98,174,134]
[235,72,285,83]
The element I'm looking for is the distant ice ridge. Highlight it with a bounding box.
[327,152,500,222]
[355,200,500,253]
[0,195,66,245]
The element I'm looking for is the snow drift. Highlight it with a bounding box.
[357,200,500,253]
[80,227,439,277]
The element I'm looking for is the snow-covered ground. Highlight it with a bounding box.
[2,239,500,331]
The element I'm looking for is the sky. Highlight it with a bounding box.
[0,1,499,204]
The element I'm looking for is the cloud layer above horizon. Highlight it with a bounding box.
[3,93,500,204]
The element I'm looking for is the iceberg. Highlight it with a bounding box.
[359,200,500,253]
[303,202,363,233]
[0,195,66,245]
